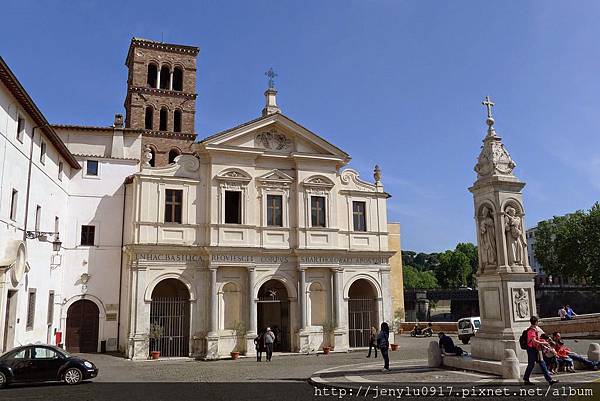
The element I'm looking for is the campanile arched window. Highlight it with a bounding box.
[145,107,154,130]
[159,107,168,131]
[168,148,181,164]
[173,67,183,91]
[173,110,182,132]
[159,65,170,90]
[147,64,158,88]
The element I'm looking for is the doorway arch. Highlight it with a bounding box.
[150,278,190,357]
[66,300,99,353]
[257,279,291,352]
[347,279,379,348]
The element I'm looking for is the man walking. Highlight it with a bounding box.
[264,327,275,362]
[523,316,558,385]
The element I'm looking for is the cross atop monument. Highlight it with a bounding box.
[482,96,495,119]
[265,67,278,89]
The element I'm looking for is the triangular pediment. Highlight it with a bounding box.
[257,169,294,183]
[198,113,350,163]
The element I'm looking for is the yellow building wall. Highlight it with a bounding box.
[388,222,405,321]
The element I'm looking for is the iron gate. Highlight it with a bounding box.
[150,297,190,357]
[348,298,377,347]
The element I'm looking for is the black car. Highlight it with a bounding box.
[0,344,98,388]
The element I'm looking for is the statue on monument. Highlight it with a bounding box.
[504,206,526,266]
[479,206,497,269]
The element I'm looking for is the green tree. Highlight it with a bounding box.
[535,204,600,285]
[455,242,478,287]
[403,265,439,289]
[435,250,472,289]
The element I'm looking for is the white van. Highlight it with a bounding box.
[457,317,481,344]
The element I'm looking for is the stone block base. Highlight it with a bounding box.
[471,334,527,363]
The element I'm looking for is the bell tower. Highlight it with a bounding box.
[124,37,199,166]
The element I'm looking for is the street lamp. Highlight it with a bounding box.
[25,230,62,251]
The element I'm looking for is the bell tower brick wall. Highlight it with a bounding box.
[124,38,199,166]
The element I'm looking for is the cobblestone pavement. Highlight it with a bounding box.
[77,335,596,383]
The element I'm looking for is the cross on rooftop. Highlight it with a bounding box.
[265,67,277,89]
[482,96,495,119]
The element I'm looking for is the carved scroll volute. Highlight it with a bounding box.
[477,205,498,274]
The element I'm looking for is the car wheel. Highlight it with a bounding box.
[64,368,83,385]
[0,371,7,389]
[461,338,470,345]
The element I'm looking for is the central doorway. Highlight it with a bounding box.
[257,279,290,352]
[348,279,378,348]
[150,278,190,357]
[66,299,99,353]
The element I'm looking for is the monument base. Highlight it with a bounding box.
[471,332,526,363]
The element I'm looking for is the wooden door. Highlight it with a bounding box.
[66,300,99,353]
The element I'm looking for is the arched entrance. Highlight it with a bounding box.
[150,278,190,357]
[66,300,99,353]
[348,279,379,348]
[257,279,290,352]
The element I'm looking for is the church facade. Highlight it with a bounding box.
[0,38,400,360]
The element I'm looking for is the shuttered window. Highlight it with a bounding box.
[27,289,36,331]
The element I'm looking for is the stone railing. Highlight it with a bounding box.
[540,313,600,338]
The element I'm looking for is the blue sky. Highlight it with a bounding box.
[2,1,599,252]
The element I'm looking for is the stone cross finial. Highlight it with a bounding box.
[482,96,495,119]
[265,67,278,89]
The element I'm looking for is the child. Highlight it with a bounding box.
[553,340,575,373]
[540,334,558,374]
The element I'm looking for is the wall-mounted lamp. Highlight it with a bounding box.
[26,231,62,252]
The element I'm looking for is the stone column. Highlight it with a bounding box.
[299,268,307,329]
[169,70,174,90]
[331,267,348,351]
[469,97,536,363]
[156,67,161,89]
[209,267,218,334]
[245,266,257,356]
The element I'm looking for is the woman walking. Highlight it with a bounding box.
[377,322,390,372]
[366,327,378,358]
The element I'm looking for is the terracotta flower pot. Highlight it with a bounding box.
[230,351,240,360]
[322,346,331,354]
[151,351,160,360]
[390,344,399,351]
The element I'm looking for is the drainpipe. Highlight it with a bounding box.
[23,126,43,240]
[116,181,127,352]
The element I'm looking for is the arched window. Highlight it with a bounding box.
[172,67,183,91]
[168,148,181,164]
[173,110,182,132]
[159,65,170,90]
[148,147,156,167]
[159,107,168,131]
[147,64,158,88]
[144,107,153,130]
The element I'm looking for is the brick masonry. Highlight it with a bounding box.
[124,38,199,166]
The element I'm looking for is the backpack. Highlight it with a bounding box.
[519,328,530,350]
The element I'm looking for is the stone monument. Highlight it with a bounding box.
[469,96,536,363]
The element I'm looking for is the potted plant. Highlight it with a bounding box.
[321,319,336,354]
[390,317,402,351]
[231,321,247,360]
[148,322,163,360]
[393,307,405,335]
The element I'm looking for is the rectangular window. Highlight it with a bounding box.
[26,289,36,331]
[54,216,59,234]
[164,189,183,223]
[35,205,41,232]
[86,160,98,176]
[10,189,18,221]
[352,201,367,232]
[80,225,95,246]
[40,141,46,164]
[266,195,283,227]
[311,196,326,227]
[58,161,63,181]
[225,191,242,224]
[47,291,54,325]
[16,116,25,142]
